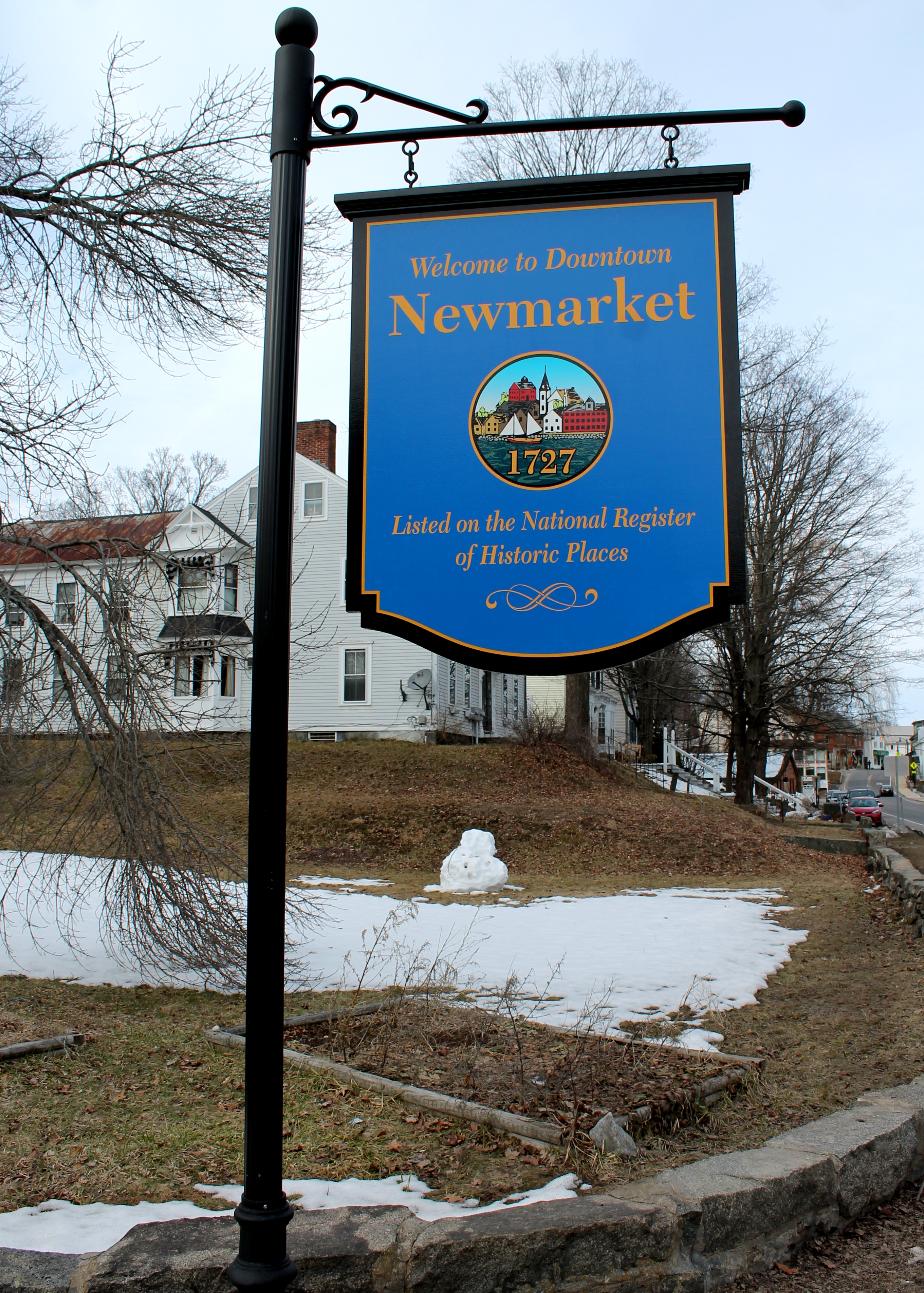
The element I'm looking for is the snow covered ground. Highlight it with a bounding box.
[0,1174,585,1254]
[0,851,806,1039]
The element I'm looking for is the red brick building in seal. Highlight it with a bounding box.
[561,406,609,435]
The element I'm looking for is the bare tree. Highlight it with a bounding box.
[0,41,341,976]
[452,53,708,184]
[115,448,228,513]
[454,54,706,749]
[0,44,340,514]
[609,644,707,762]
[691,324,920,803]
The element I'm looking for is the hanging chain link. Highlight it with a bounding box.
[661,124,680,169]
[402,139,420,187]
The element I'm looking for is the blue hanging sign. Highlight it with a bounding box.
[336,166,748,673]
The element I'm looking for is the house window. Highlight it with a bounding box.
[223,564,238,612]
[597,706,606,745]
[303,481,325,519]
[173,654,207,698]
[3,592,25,627]
[503,676,509,722]
[106,654,127,702]
[1,656,24,705]
[55,582,77,624]
[51,657,67,700]
[343,648,368,703]
[590,671,602,689]
[220,654,236,698]
[177,565,208,613]
[448,661,456,706]
[463,666,471,708]
[108,579,130,624]
[248,486,258,521]
[513,677,520,717]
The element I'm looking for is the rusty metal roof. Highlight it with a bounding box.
[0,513,176,567]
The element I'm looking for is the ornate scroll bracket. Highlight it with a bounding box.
[486,584,599,613]
[312,75,488,138]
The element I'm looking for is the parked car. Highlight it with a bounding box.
[876,777,894,796]
[825,789,848,812]
[846,795,883,826]
[847,787,875,805]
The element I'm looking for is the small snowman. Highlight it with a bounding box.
[439,829,509,892]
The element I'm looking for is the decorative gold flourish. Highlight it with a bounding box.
[485,583,599,613]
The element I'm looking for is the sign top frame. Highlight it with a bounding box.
[335,163,751,220]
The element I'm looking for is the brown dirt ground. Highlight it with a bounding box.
[0,737,846,884]
[284,1000,747,1137]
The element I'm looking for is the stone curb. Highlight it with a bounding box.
[5,1075,924,1292]
[867,837,924,937]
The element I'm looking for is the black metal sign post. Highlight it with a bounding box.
[229,8,804,1286]
[227,9,315,1291]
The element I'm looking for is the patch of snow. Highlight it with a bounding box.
[199,1171,582,1224]
[640,767,714,795]
[0,1198,233,1254]
[437,830,509,893]
[675,1027,726,1050]
[0,852,807,1044]
[0,1175,583,1254]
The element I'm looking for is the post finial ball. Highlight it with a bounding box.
[275,8,318,47]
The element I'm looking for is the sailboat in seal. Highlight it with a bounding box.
[498,410,543,445]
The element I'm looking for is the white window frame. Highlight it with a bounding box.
[220,654,237,698]
[54,581,77,624]
[223,564,239,613]
[248,485,258,521]
[106,653,127,702]
[51,656,67,700]
[448,661,456,706]
[177,565,209,614]
[341,645,371,705]
[1,655,24,705]
[302,480,326,520]
[4,594,25,627]
[107,578,131,624]
[173,653,208,698]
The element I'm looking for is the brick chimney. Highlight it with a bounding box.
[295,419,336,473]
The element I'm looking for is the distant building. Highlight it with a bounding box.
[526,671,636,757]
[864,723,914,766]
[0,420,527,744]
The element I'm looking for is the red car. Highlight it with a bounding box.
[846,795,883,826]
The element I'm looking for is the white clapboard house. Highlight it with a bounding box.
[527,671,636,758]
[0,420,527,741]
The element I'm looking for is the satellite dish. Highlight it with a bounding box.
[406,667,432,709]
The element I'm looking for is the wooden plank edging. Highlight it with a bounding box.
[207,1026,562,1146]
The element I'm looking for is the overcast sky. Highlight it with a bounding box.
[5,0,922,717]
